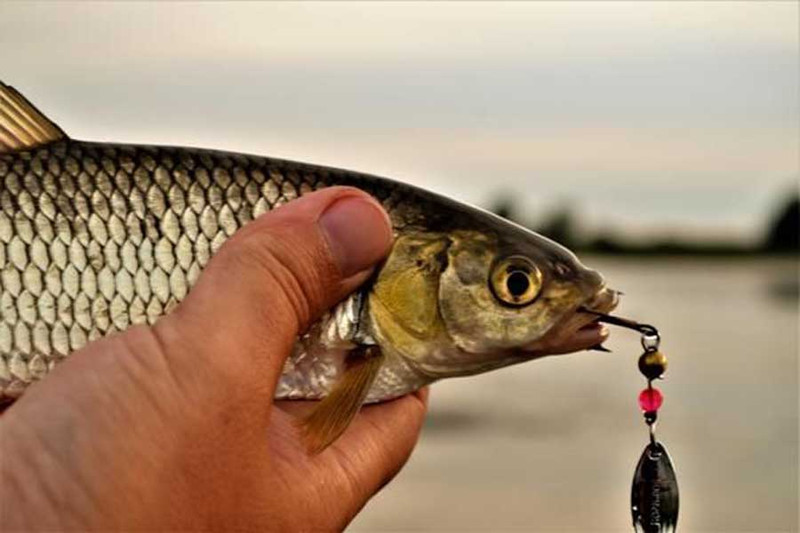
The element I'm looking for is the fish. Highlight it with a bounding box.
[0,82,618,451]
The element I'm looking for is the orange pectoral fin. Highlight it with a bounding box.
[298,345,383,454]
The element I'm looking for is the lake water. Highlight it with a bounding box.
[351,257,799,532]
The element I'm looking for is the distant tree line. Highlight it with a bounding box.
[765,196,799,253]
[488,191,799,256]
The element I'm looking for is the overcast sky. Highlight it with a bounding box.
[2,2,797,243]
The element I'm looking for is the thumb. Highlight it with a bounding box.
[156,186,393,396]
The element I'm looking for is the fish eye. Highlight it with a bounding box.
[490,256,543,307]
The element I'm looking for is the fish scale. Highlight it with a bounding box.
[0,139,424,401]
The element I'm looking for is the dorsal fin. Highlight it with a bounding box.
[0,82,66,153]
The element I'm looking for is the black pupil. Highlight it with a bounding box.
[506,271,530,297]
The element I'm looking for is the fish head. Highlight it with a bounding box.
[369,215,618,378]
[438,227,618,361]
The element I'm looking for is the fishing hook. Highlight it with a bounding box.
[579,308,661,351]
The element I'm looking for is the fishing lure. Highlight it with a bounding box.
[587,311,680,533]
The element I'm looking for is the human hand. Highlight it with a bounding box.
[0,187,428,531]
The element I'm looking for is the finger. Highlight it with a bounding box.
[323,388,429,507]
[154,187,393,398]
[272,400,317,418]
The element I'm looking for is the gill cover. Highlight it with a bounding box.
[369,233,450,358]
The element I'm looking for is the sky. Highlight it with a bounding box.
[1,1,797,244]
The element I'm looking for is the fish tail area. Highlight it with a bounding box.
[298,347,384,454]
[0,81,66,153]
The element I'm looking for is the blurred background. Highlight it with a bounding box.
[2,2,797,531]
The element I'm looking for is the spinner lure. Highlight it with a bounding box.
[587,311,680,533]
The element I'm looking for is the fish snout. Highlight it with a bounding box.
[577,266,605,293]
[574,264,620,314]
[584,285,620,314]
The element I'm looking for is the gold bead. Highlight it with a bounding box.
[638,350,668,380]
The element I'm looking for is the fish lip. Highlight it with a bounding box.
[517,320,610,356]
[574,321,611,346]
[581,285,620,315]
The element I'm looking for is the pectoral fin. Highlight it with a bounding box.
[299,346,384,454]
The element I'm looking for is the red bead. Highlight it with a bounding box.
[638,387,663,412]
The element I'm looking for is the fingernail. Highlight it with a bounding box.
[319,195,393,277]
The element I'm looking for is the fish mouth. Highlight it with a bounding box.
[520,285,621,356]
[567,285,621,350]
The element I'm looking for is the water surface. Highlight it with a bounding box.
[352,257,799,532]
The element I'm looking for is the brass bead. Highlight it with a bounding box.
[638,350,668,380]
